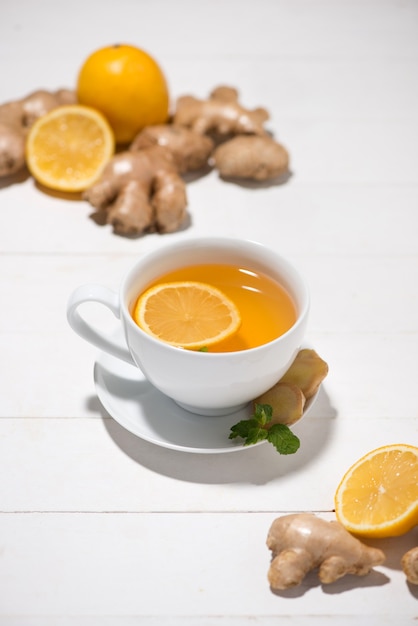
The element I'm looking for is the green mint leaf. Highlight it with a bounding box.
[229,404,300,455]
[244,426,269,446]
[253,403,273,426]
[229,418,260,440]
[267,424,300,455]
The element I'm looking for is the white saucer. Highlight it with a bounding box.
[94,348,318,454]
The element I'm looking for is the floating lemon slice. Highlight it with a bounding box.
[334,443,418,538]
[133,281,241,350]
[26,104,114,192]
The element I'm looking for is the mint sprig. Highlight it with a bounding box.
[229,403,300,454]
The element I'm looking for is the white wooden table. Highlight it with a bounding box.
[0,1,417,623]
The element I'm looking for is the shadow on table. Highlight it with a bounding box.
[269,567,390,598]
[90,385,338,486]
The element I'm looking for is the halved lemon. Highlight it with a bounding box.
[334,443,418,538]
[26,104,115,192]
[133,281,241,350]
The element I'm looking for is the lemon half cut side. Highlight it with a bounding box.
[26,104,115,192]
[334,443,418,538]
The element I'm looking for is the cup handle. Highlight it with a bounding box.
[66,284,135,365]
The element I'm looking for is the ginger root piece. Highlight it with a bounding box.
[130,124,214,173]
[85,122,219,236]
[212,135,289,181]
[0,88,76,177]
[267,513,385,590]
[0,122,26,177]
[280,349,329,401]
[254,382,305,426]
[172,85,290,181]
[401,547,418,584]
[83,146,187,236]
[173,85,269,138]
[253,349,328,426]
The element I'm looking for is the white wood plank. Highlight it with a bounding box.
[0,328,409,415]
[0,618,413,626]
[1,1,417,102]
[0,415,415,512]
[312,333,418,421]
[0,512,416,621]
[1,330,417,420]
[1,255,417,332]
[0,0,417,623]
[1,183,417,255]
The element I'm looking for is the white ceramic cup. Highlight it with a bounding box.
[67,237,310,416]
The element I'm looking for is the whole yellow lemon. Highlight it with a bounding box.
[77,43,170,144]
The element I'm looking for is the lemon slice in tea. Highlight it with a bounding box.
[133,281,241,350]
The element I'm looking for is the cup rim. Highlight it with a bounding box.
[120,237,310,357]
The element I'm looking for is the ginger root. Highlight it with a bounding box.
[267,513,385,590]
[280,349,329,401]
[83,146,187,236]
[254,349,328,426]
[0,88,76,177]
[401,547,418,585]
[130,124,214,174]
[174,85,269,138]
[212,135,289,181]
[173,86,289,182]
[84,123,216,235]
[255,382,306,426]
[83,85,292,235]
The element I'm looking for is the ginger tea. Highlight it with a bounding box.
[134,263,297,352]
